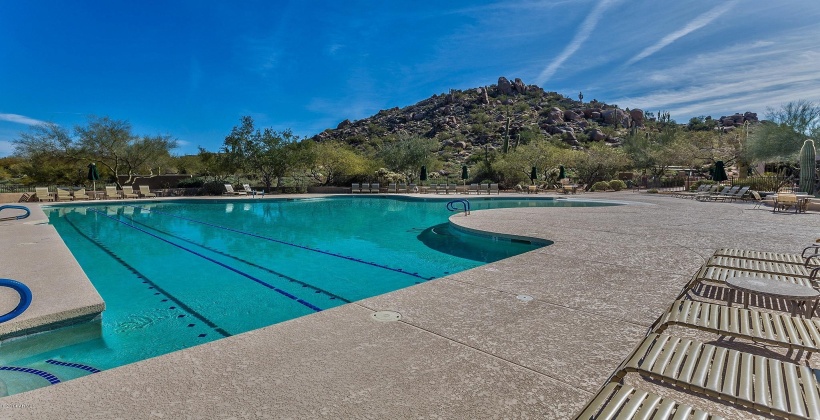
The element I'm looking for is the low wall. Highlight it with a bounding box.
[0,192,28,204]
[307,186,350,194]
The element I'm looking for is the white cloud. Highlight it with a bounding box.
[535,0,619,85]
[625,1,738,66]
[610,31,820,120]
[0,113,47,126]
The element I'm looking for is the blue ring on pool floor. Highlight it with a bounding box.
[0,279,33,323]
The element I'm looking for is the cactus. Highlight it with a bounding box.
[799,139,816,195]
[502,117,511,153]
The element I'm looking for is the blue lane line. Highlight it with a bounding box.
[45,359,101,373]
[121,215,351,304]
[87,209,322,313]
[0,366,60,384]
[63,215,231,338]
[127,205,434,281]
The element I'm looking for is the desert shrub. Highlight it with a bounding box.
[200,181,225,196]
[177,177,205,188]
[608,179,627,191]
[590,181,610,191]
[647,188,659,194]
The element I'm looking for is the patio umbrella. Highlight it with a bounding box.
[420,165,428,185]
[461,165,468,184]
[558,165,566,180]
[87,162,100,193]
[530,166,537,184]
[713,161,728,182]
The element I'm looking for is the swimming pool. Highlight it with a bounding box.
[0,196,616,396]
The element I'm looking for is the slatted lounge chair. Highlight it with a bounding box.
[104,186,119,199]
[616,332,820,419]
[120,186,139,199]
[711,186,750,202]
[692,185,723,200]
[674,184,711,198]
[139,185,158,198]
[34,187,54,202]
[397,183,407,193]
[575,381,723,419]
[681,264,815,299]
[361,183,370,193]
[242,184,265,197]
[387,183,397,193]
[72,188,90,200]
[489,183,499,194]
[479,184,489,194]
[697,186,739,201]
[468,184,478,195]
[222,184,245,196]
[350,183,360,193]
[408,183,417,193]
[653,299,820,356]
[369,183,380,193]
[707,255,819,279]
[55,189,73,201]
[714,248,820,267]
[578,380,725,420]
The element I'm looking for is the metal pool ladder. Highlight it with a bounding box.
[446,199,470,216]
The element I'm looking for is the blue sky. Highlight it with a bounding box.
[2,0,820,157]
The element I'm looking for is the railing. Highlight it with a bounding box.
[446,199,470,216]
[0,205,30,220]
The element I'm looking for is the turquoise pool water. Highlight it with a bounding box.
[0,196,615,396]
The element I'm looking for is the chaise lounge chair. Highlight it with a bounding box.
[714,247,820,267]
[56,189,73,201]
[615,332,820,419]
[575,381,723,419]
[697,185,739,201]
[706,255,819,278]
[223,184,245,196]
[138,185,157,198]
[34,187,54,202]
[242,184,265,198]
[120,186,139,199]
[350,183,361,193]
[104,186,120,200]
[653,299,820,356]
[72,188,90,200]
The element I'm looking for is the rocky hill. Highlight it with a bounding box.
[311,76,759,165]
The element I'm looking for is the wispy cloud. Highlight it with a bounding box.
[535,0,619,85]
[609,29,820,119]
[625,0,738,66]
[0,113,47,126]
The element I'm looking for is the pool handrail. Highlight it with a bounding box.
[446,199,470,216]
[0,205,31,221]
[0,279,33,323]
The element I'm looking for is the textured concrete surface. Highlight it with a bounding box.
[0,204,104,339]
[0,192,818,419]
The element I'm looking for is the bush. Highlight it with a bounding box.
[590,181,610,191]
[647,188,659,194]
[608,179,627,191]
[177,177,205,188]
[200,181,225,196]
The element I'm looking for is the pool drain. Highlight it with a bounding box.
[372,311,402,322]
[516,295,533,302]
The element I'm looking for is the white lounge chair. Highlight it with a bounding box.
[138,185,157,198]
[223,184,245,196]
[34,187,54,202]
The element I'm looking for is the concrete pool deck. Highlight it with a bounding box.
[0,191,818,418]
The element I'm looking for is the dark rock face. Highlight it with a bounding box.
[337,119,352,129]
[497,77,513,95]
[629,108,644,126]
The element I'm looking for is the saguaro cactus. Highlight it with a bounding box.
[799,139,816,195]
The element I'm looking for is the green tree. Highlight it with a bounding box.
[570,143,632,189]
[13,122,82,184]
[378,135,437,182]
[75,116,177,186]
[746,100,820,162]
[309,141,371,185]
